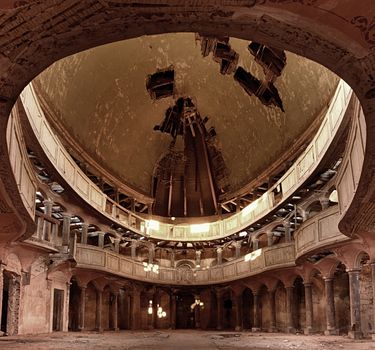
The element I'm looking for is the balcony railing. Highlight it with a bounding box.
[19,79,352,241]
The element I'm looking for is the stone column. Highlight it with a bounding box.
[131,240,138,260]
[252,238,259,250]
[170,250,175,268]
[324,277,338,335]
[348,269,362,339]
[304,282,313,334]
[234,241,241,259]
[195,294,201,329]
[112,291,119,331]
[148,244,155,264]
[283,221,291,243]
[169,291,176,329]
[252,291,261,332]
[131,287,141,330]
[43,199,53,240]
[79,285,87,331]
[268,289,276,332]
[371,263,375,340]
[62,214,71,246]
[285,286,295,333]
[216,289,223,330]
[95,288,103,332]
[113,238,120,254]
[216,247,223,265]
[0,265,4,335]
[234,293,242,331]
[320,198,330,210]
[98,232,105,248]
[196,250,202,267]
[65,282,71,332]
[81,223,89,244]
[267,232,273,247]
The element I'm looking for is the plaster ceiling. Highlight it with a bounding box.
[34,33,339,197]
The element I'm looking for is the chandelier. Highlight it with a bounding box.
[143,262,159,274]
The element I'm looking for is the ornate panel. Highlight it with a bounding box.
[120,259,133,274]
[296,221,316,250]
[77,248,105,266]
[107,254,119,271]
[318,211,340,241]
[315,119,330,155]
[264,245,295,266]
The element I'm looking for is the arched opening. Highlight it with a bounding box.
[275,281,286,331]
[306,201,323,219]
[334,263,350,334]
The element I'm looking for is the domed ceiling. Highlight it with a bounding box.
[34,33,339,199]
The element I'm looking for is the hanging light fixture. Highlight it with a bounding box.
[143,262,159,274]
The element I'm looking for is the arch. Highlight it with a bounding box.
[305,200,323,219]
[0,2,373,243]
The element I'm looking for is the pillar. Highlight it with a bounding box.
[267,232,273,247]
[283,221,291,243]
[148,244,155,264]
[234,293,242,331]
[113,238,120,254]
[252,238,259,251]
[268,289,276,332]
[216,248,223,265]
[196,250,202,267]
[216,289,223,330]
[79,285,87,331]
[304,282,313,334]
[95,288,103,332]
[42,199,53,240]
[285,286,295,333]
[371,263,375,340]
[320,198,330,210]
[0,265,4,335]
[234,241,241,259]
[81,223,89,244]
[169,291,176,329]
[252,291,261,332]
[170,250,175,268]
[62,214,71,246]
[131,287,141,330]
[98,232,105,248]
[348,269,362,339]
[131,240,138,260]
[112,291,119,331]
[195,294,201,329]
[324,277,338,335]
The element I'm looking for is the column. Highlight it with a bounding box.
[320,198,330,210]
[252,238,259,251]
[62,214,71,246]
[131,287,141,330]
[79,285,87,331]
[348,269,362,339]
[252,291,260,332]
[285,286,295,333]
[234,241,241,259]
[95,288,103,332]
[43,199,53,240]
[324,277,338,335]
[304,282,313,334]
[216,247,223,265]
[112,291,119,331]
[216,289,223,330]
[234,293,242,331]
[131,240,138,260]
[268,289,276,332]
[81,223,89,244]
[267,232,273,247]
[169,291,176,329]
[170,250,175,268]
[0,265,4,334]
[283,221,291,243]
[98,232,105,248]
[195,294,201,329]
[65,282,71,332]
[113,238,120,254]
[148,244,155,264]
[196,250,202,267]
[371,263,375,340]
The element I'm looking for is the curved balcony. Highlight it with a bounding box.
[75,241,296,285]
[19,80,352,241]
[294,206,350,260]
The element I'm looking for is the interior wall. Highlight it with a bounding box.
[84,283,97,331]
[311,276,326,333]
[275,284,287,331]
[334,269,350,334]
[360,264,373,336]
